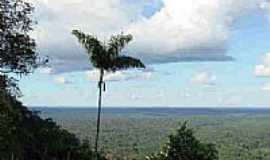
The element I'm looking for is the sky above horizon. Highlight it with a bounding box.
[18,0,270,107]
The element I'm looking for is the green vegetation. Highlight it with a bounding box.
[0,0,105,159]
[1,1,215,159]
[0,0,43,75]
[146,122,218,160]
[72,30,145,156]
[1,1,270,160]
[41,108,270,160]
[0,79,106,159]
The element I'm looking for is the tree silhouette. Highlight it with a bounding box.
[146,122,218,160]
[72,30,145,159]
[0,0,40,75]
[0,86,106,160]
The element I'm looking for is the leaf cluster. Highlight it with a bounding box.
[0,0,40,75]
[72,30,145,72]
[146,122,218,160]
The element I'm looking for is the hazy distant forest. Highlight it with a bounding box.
[40,108,270,160]
[1,0,270,160]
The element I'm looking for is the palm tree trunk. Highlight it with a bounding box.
[11,152,14,160]
[67,151,71,160]
[95,69,104,160]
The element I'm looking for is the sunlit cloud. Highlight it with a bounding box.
[86,69,153,82]
[261,83,270,91]
[29,0,269,73]
[191,71,216,86]
[55,76,72,84]
[254,53,270,77]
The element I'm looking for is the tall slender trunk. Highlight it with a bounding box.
[11,152,14,160]
[95,69,104,160]
[67,151,71,160]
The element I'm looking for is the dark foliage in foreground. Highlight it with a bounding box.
[0,0,44,75]
[0,77,105,160]
[146,122,218,160]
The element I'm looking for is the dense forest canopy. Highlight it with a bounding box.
[0,82,105,159]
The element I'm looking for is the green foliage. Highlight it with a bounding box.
[0,75,20,97]
[43,108,270,160]
[72,30,145,72]
[0,80,105,160]
[107,33,133,57]
[0,0,40,75]
[146,122,218,160]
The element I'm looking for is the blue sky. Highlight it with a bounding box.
[18,0,270,107]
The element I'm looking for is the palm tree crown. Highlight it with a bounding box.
[72,30,145,71]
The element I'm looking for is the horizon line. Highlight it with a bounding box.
[29,106,270,109]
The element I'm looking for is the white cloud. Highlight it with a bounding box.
[261,1,270,21]
[31,0,147,73]
[191,71,216,85]
[254,53,270,77]
[255,65,270,76]
[30,0,268,73]
[86,69,152,82]
[55,76,71,84]
[126,0,264,63]
[130,94,143,101]
[261,83,270,91]
[38,67,52,74]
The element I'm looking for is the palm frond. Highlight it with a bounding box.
[72,30,145,71]
[107,34,133,57]
[72,30,107,68]
[111,56,145,71]
[72,30,104,54]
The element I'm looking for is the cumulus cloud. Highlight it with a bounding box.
[86,69,152,82]
[254,53,270,77]
[29,0,268,73]
[30,0,147,73]
[127,0,262,63]
[191,71,216,85]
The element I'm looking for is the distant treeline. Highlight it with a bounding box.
[39,106,270,160]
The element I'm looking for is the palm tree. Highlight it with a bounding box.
[72,30,145,159]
